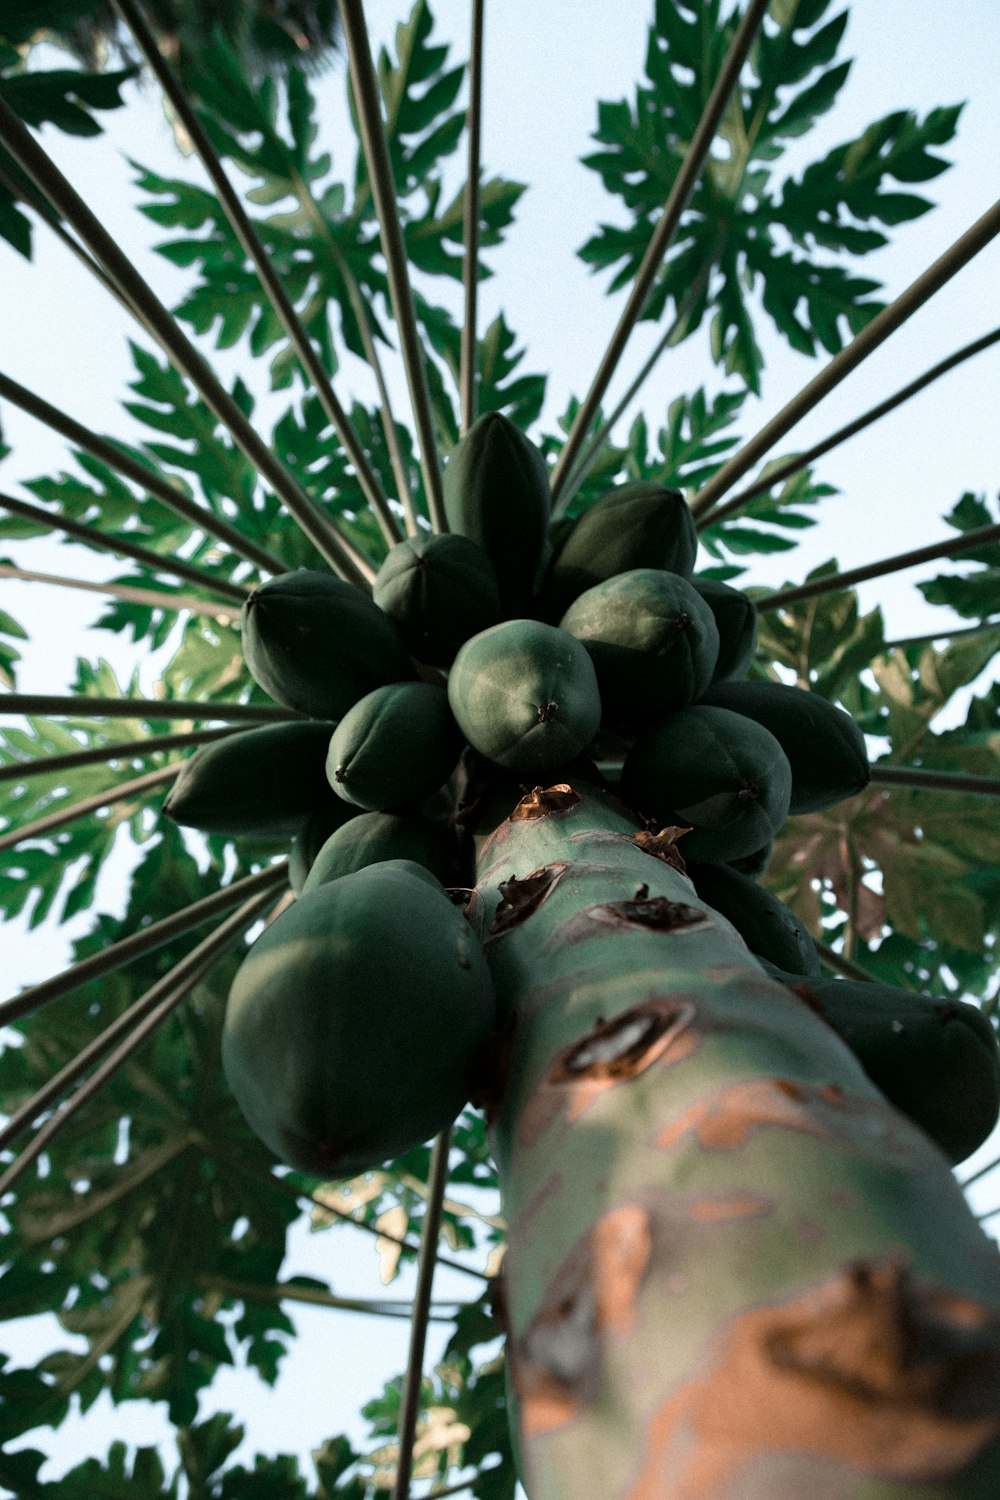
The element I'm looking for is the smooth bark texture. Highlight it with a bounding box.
[471,784,1000,1499]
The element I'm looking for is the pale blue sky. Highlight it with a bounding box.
[2,1,999,1489]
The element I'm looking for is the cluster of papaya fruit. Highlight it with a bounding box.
[160,412,999,1177]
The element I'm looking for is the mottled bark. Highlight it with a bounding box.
[471,784,1000,1500]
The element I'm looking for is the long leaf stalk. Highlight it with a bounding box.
[870,765,1000,798]
[554,263,713,515]
[0,563,243,621]
[197,1273,461,1322]
[0,861,288,1028]
[549,0,770,502]
[698,325,1000,528]
[692,195,1000,520]
[112,0,402,553]
[336,0,446,530]
[0,725,237,787]
[0,157,140,311]
[0,370,287,577]
[960,1154,1000,1192]
[883,618,1000,651]
[0,693,298,723]
[814,941,877,984]
[0,491,248,604]
[459,0,485,438]
[393,1125,453,1500]
[470,782,1000,1495]
[0,760,181,855]
[0,888,277,1195]
[756,520,1000,613]
[0,95,373,587]
[214,1146,491,1283]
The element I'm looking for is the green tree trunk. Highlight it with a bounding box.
[471,783,1000,1499]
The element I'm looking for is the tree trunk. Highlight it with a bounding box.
[470,782,1000,1500]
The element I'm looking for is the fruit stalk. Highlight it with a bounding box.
[472,784,1000,1499]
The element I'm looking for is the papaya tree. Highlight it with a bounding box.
[2,1,1000,1496]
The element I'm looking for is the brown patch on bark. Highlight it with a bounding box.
[487,862,570,937]
[556,896,709,947]
[631,826,691,872]
[655,1076,904,1157]
[510,783,581,820]
[513,1205,652,1439]
[624,1259,1000,1496]
[518,999,699,1148]
[689,1194,773,1223]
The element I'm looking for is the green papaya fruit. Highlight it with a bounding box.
[372,532,502,666]
[301,811,464,894]
[442,412,551,614]
[691,577,759,682]
[621,704,792,863]
[163,721,338,837]
[326,682,463,812]
[541,482,697,620]
[448,619,602,774]
[763,965,1000,1166]
[222,862,496,1176]
[726,841,773,877]
[241,570,413,720]
[700,679,869,814]
[289,801,363,894]
[686,861,820,977]
[559,569,719,728]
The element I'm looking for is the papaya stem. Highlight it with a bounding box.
[112,0,402,553]
[699,325,1000,528]
[337,0,447,532]
[0,862,288,1027]
[0,491,248,603]
[755,520,1000,612]
[392,1125,453,1500]
[549,0,770,502]
[0,563,242,621]
[0,93,373,587]
[0,693,299,723]
[0,370,286,578]
[460,0,486,438]
[871,765,1000,798]
[0,889,278,1194]
[0,760,181,854]
[692,196,1000,519]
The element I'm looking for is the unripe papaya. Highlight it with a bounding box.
[442,412,550,614]
[289,801,363,893]
[372,532,502,666]
[222,863,496,1176]
[700,679,869,814]
[621,704,792,863]
[763,966,1000,1166]
[542,482,697,620]
[726,841,773,877]
[326,682,462,812]
[241,570,413,721]
[301,811,463,894]
[691,576,759,682]
[559,569,719,728]
[163,721,337,837]
[448,619,601,774]
[687,861,820,978]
